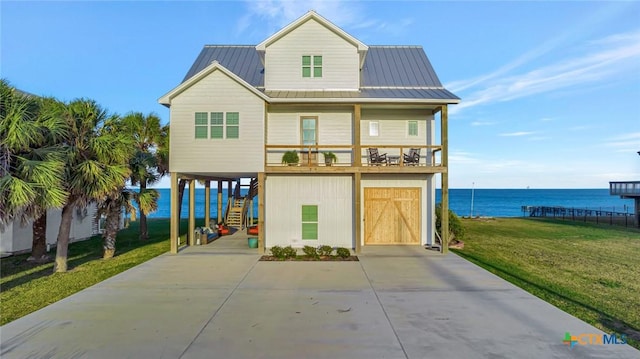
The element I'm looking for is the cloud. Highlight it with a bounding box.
[499,131,537,137]
[471,121,497,126]
[602,132,640,152]
[449,29,640,114]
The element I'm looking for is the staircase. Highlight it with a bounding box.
[225,198,246,228]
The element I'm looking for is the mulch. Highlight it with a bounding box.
[259,255,359,262]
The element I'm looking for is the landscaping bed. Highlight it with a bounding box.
[261,245,357,261]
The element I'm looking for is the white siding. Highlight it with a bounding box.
[266,106,353,165]
[264,19,360,91]
[170,70,265,173]
[0,205,99,255]
[361,109,434,164]
[265,175,353,248]
[361,174,434,246]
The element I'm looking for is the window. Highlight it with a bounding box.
[301,117,317,145]
[226,112,239,139]
[301,205,318,240]
[195,112,208,139]
[369,121,379,137]
[210,112,224,139]
[302,55,322,78]
[408,121,418,136]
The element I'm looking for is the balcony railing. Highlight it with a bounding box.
[610,181,640,196]
[265,144,442,168]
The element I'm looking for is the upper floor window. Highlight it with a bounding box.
[195,112,208,139]
[408,121,418,136]
[194,112,239,139]
[369,121,379,137]
[301,117,317,145]
[302,55,322,78]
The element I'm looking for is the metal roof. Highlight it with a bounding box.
[182,45,458,101]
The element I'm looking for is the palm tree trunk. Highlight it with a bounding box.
[30,212,48,262]
[103,204,121,259]
[139,181,148,241]
[54,203,74,273]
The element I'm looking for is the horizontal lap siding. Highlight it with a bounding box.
[170,70,265,173]
[265,20,359,91]
[265,175,353,248]
[267,107,353,165]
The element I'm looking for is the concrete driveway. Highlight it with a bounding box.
[1,237,638,358]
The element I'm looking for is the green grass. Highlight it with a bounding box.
[0,218,198,325]
[454,218,640,349]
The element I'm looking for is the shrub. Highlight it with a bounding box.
[435,203,465,244]
[318,245,333,256]
[302,245,320,259]
[281,151,299,165]
[282,246,297,259]
[336,247,351,259]
[270,246,284,259]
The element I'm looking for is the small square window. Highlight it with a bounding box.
[302,55,322,78]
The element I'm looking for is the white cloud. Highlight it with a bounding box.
[471,121,497,126]
[499,131,537,137]
[449,30,640,114]
[602,132,640,152]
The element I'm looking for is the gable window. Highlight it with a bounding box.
[195,112,208,139]
[369,121,379,137]
[226,112,239,139]
[408,121,418,136]
[301,205,318,240]
[302,55,322,78]
[210,112,224,139]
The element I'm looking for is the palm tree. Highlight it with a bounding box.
[53,99,131,272]
[0,80,67,261]
[99,187,134,259]
[122,112,166,241]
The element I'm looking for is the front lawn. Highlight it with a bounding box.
[455,218,640,349]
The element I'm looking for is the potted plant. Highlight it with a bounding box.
[323,151,337,166]
[281,151,299,166]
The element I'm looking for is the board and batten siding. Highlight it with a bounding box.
[169,70,265,173]
[266,106,353,165]
[361,109,435,164]
[361,174,435,246]
[264,19,360,91]
[265,175,353,248]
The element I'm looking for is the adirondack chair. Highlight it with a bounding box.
[403,148,421,166]
[368,148,388,165]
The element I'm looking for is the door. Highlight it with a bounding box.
[364,187,420,245]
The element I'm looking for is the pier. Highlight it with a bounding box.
[522,206,636,227]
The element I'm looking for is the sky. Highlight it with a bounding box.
[2,0,639,189]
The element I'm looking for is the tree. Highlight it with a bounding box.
[122,112,166,241]
[53,99,131,272]
[0,80,67,261]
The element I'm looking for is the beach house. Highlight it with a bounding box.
[158,11,459,253]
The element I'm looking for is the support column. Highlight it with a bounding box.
[354,172,361,253]
[258,172,265,254]
[205,180,211,230]
[354,104,361,166]
[170,172,179,254]
[441,105,449,254]
[635,198,640,228]
[217,180,223,225]
[188,179,196,246]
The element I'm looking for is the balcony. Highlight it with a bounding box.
[610,181,640,198]
[265,144,444,174]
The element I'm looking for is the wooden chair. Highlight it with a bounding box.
[368,148,387,166]
[403,148,421,166]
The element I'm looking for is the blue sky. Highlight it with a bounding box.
[2,0,639,189]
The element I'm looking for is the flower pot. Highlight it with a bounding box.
[248,237,258,248]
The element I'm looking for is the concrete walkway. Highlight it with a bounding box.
[1,236,638,358]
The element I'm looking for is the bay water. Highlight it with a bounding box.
[145,188,633,219]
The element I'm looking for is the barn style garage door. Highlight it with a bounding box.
[364,187,420,245]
